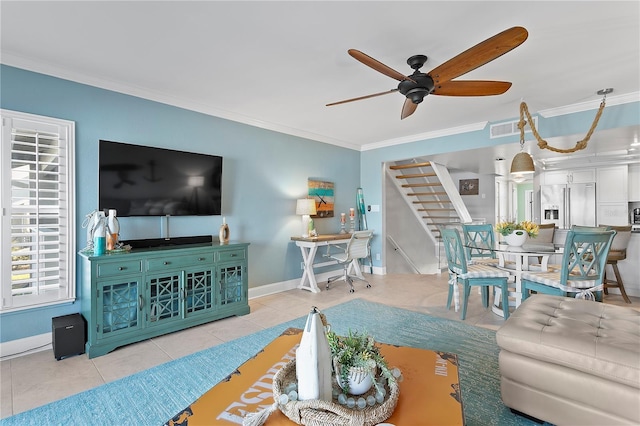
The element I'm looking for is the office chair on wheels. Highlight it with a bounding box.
[325,230,374,293]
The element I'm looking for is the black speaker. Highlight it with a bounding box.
[52,313,86,360]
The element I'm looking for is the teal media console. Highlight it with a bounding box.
[79,241,249,358]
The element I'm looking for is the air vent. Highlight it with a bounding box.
[490,116,538,138]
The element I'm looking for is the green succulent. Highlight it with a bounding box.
[326,329,394,395]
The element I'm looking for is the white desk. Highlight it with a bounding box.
[291,234,360,293]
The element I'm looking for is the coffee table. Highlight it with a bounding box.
[165,328,464,425]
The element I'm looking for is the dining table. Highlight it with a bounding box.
[465,241,562,317]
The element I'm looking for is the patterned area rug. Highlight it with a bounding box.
[2,299,541,425]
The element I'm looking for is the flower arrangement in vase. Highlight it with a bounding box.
[495,220,539,246]
[326,329,396,396]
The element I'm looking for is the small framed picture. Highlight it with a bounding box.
[308,179,334,218]
[459,178,479,195]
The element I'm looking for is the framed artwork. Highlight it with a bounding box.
[459,178,479,196]
[308,179,334,218]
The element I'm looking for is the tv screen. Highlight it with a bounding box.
[99,140,222,216]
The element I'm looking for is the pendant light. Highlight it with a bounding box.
[510,139,535,175]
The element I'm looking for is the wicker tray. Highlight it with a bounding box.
[272,359,399,426]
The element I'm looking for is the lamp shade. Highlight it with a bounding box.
[510,152,535,174]
[296,199,317,216]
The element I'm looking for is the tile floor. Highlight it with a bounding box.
[1,272,638,419]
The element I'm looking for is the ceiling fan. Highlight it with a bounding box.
[327,26,528,119]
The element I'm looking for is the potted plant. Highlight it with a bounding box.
[326,329,395,395]
[495,220,539,246]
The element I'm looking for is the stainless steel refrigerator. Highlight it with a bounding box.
[540,183,596,229]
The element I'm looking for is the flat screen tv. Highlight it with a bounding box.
[99,140,222,216]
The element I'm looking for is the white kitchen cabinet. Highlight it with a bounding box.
[542,169,595,185]
[571,169,597,184]
[542,170,568,185]
[629,164,640,201]
[597,165,628,203]
[598,202,629,226]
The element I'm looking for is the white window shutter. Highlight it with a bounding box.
[1,110,76,311]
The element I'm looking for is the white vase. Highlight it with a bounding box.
[504,230,527,247]
[296,308,333,401]
[335,363,375,395]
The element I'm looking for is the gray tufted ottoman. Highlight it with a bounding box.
[496,294,640,425]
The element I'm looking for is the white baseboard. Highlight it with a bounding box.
[248,278,300,299]
[248,267,384,299]
[0,332,52,360]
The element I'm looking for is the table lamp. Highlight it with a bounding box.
[296,199,317,238]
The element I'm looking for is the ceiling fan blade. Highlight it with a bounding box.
[326,88,398,106]
[401,98,418,120]
[348,49,412,82]
[432,80,512,96]
[427,27,528,85]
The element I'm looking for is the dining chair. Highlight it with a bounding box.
[571,225,609,231]
[440,227,511,320]
[325,230,374,293]
[536,223,556,242]
[599,224,632,304]
[521,229,616,301]
[461,223,500,266]
[525,223,556,265]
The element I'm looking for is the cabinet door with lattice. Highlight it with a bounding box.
[145,272,183,328]
[96,277,143,340]
[217,262,247,308]
[184,267,215,318]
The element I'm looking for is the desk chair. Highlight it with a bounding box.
[441,227,511,320]
[325,230,373,293]
[461,224,500,266]
[600,224,632,304]
[521,229,616,302]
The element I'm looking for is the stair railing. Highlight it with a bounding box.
[386,235,421,274]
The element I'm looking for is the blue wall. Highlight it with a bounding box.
[0,65,360,342]
[1,64,638,344]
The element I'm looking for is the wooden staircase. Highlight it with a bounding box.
[389,160,471,238]
[387,160,471,270]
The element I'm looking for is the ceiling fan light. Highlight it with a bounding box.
[510,151,535,174]
[406,88,428,104]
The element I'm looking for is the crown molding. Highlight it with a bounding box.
[361,122,488,151]
[361,92,640,151]
[538,91,640,118]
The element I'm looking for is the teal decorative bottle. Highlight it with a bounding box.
[93,211,106,256]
